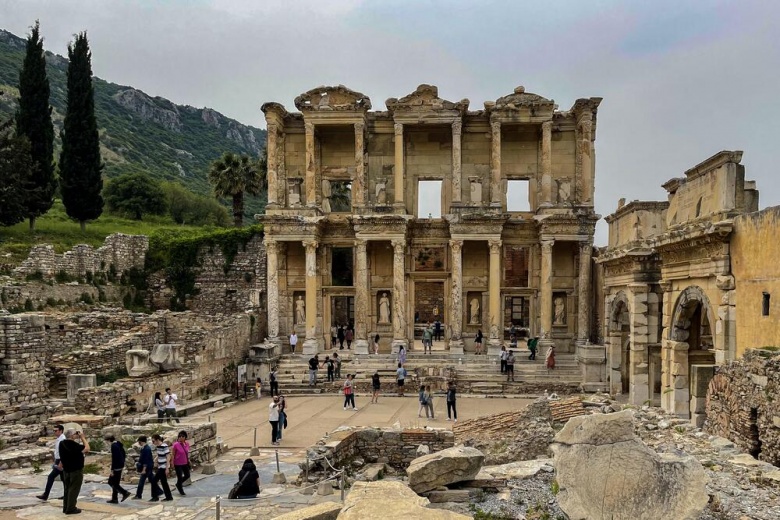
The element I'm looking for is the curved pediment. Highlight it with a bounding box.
[294,85,372,112]
[488,86,555,112]
[386,84,469,115]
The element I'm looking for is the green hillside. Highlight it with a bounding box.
[0,28,267,216]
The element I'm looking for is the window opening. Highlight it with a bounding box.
[417,180,442,218]
[507,180,530,211]
[331,247,354,286]
[762,292,770,316]
[327,181,352,212]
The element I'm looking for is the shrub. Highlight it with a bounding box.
[23,298,34,311]
[88,439,104,452]
[80,292,94,305]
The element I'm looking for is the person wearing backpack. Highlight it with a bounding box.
[396,363,407,397]
[325,355,335,382]
[417,384,429,418]
[269,367,279,396]
[333,352,342,379]
[229,458,260,499]
[446,381,458,423]
[424,385,435,420]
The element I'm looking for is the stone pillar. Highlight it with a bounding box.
[576,243,592,345]
[540,121,552,206]
[578,343,607,392]
[669,340,691,418]
[393,123,404,208]
[391,239,408,352]
[353,240,369,354]
[266,123,279,207]
[67,374,96,401]
[451,121,462,203]
[490,121,502,205]
[628,284,650,406]
[577,112,593,205]
[266,239,280,343]
[487,238,503,355]
[304,122,316,207]
[353,122,366,208]
[539,239,554,348]
[302,240,319,354]
[449,239,464,355]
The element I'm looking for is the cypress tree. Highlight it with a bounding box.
[0,119,33,227]
[16,20,56,231]
[59,32,103,231]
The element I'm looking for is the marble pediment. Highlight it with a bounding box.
[386,84,469,115]
[294,85,372,112]
[488,86,555,113]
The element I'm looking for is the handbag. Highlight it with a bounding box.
[228,470,251,500]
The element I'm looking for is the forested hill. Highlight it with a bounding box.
[0,28,266,204]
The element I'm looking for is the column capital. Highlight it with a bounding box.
[391,239,405,254]
[394,122,404,136]
[267,122,279,135]
[304,121,315,134]
[265,239,278,253]
[579,242,593,254]
[540,239,554,251]
[449,239,463,253]
[302,239,318,251]
[541,120,553,132]
[488,238,502,254]
[451,120,462,135]
[490,120,501,134]
[354,238,367,250]
[354,121,365,133]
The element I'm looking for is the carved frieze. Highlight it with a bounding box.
[386,84,469,115]
[295,85,372,112]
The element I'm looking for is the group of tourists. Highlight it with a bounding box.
[330,324,354,350]
[153,388,182,424]
[417,381,457,421]
[419,320,443,353]
[306,352,343,385]
[499,335,557,381]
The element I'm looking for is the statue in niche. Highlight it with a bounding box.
[469,298,480,325]
[375,179,387,205]
[633,214,643,241]
[288,179,302,205]
[557,179,571,204]
[295,295,306,324]
[553,296,566,325]
[322,179,332,212]
[469,177,482,204]
[378,292,391,324]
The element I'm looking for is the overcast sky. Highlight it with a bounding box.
[3,0,778,244]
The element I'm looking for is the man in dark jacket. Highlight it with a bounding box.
[58,427,90,515]
[134,435,156,499]
[106,434,130,503]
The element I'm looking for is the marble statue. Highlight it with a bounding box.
[322,179,332,213]
[554,296,566,325]
[375,179,387,205]
[469,298,480,325]
[378,292,391,323]
[295,295,306,324]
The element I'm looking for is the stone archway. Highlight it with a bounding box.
[607,292,631,395]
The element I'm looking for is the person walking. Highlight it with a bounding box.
[396,363,406,397]
[434,320,442,341]
[337,325,345,349]
[417,384,428,418]
[333,352,342,379]
[343,374,357,410]
[154,392,165,423]
[446,381,457,423]
[308,354,320,386]
[164,388,181,424]
[269,396,281,446]
[506,350,515,382]
[345,328,353,349]
[371,371,381,403]
[289,331,298,353]
[254,377,262,399]
[499,345,508,374]
[373,333,380,355]
[331,325,338,349]
[149,434,173,502]
[325,355,335,382]
[546,344,556,370]
[58,427,90,515]
[171,431,190,497]
[424,385,435,420]
[36,423,65,501]
[475,329,483,355]
[422,325,433,354]
[133,435,154,500]
[528,336,539,360]
[269,367,279,396]
[397,344,407,365]
[277,394,287,441]
[106,434,131,503]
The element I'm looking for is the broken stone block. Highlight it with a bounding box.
[125,349,157,377]
[406,445,484,494]
[150,343,183,371]
[338,481,471,519]
[67,374,96,401]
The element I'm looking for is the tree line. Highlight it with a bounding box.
[1,22,266,231]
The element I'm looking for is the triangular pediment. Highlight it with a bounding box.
[294,85,372,112]
[386,84,469,114]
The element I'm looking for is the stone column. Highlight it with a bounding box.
[577,112,593,205]
[540,121,552,206]
[490,121,502,205]
[539,239,554,348]
[576,243,592,345]
[304,122,316,207]
[302,240,319,354]
[353,122,365,208]
[628,283,650,406]
[393,123,404,208]
[266,239,280,344]
[266,123,279,207]
[449,239,464,355]
[451,121,463,204]
[391,239,408,352]
[487,238,503,355]
[353,240,369,354]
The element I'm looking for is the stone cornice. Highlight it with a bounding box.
[294,85,372,112]
[604,200,669,224]
[684,150,743,181]
[653,220,733,253]
[385,84,469,117]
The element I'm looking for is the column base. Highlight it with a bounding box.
[353,339,370,355]
[448,339,464,356]
[302,338,319,356]
[391,339,408,354]
[487,338,503,357]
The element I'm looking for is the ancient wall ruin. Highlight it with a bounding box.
[0,312,48,424]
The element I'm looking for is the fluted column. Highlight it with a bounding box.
[539,239,554,347]
[302,239,319,354]
[577,242,592,344]
[304,122,316,207]
[578,112,594,205]
[265,239,280,341]
[540,121,552,206]
[451,121,463,203]
[353,122,365,208]
[490,121,502,205]
[353,240,369,354]
[393,123,404,207]
[266,123,279,207]
[449,239,464,354]
[487,239,503,354]
[391,239,408,351]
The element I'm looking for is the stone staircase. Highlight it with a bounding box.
[271,351,581,396]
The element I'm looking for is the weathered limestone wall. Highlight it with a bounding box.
[0,312,48,424]
[0,282,124,312]
[731,206,780,356]
[13,233,148,279]
[705,350,780,466]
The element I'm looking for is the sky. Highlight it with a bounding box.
[3,0,779,245]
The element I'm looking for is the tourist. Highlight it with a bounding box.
[417,384,428,418]
[331,325,338,349]
[308,354,320,386]
[373,333,380,355]
[269,396,281,445]
[277,394,287,441]
[171,431,190,497]
[150,434,173,502]
[422,324,433,354]
[234,458,260,499]
[58,427,90,515]
[36,423,65,501]
[509,331,518,350]
[506,350,515,382]
[289,331,298,353]
[325,355,335,382]
[371,370,381,404]
[345,327,353,349]
[446,381,457,423]
[528,336,539,360]
[475,329,483,355]
[105,434,131,503]
[396,363,406,397]
[397,344,407,365]
[269,366,279,396]
[546,344,556,370]
[509,323,517,340]
[499,345,508,373]
[434,319,442,341]
[134,435,154,500]
[343,374,357,410]
[337,325,345,349]
[333,352,342,379]
[255,377,262,399]
[164,388,181,424]
[154,391,165,423]
[424,385,435,419]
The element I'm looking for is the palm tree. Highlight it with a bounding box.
[208,152,265,227]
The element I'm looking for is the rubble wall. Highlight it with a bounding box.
[0,313,48,424]
[705,349,780,466]
[0,283,125,312]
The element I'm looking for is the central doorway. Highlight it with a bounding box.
[414,281,445,347]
